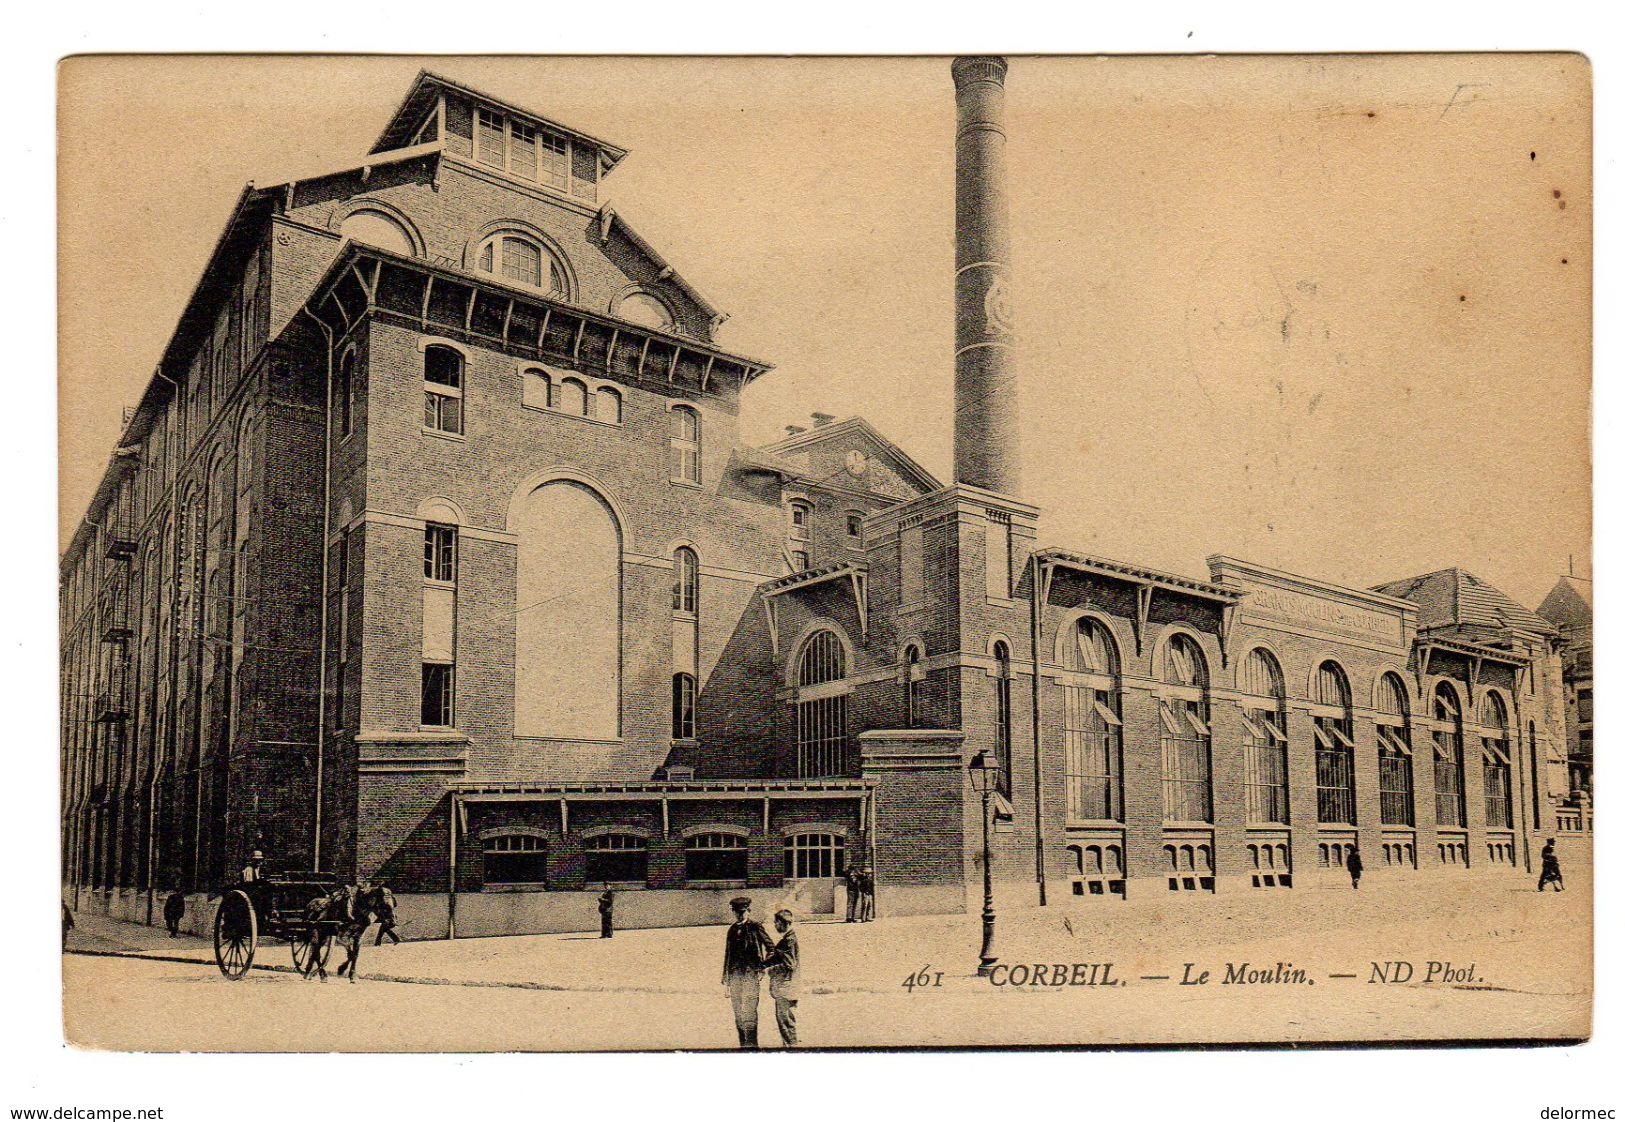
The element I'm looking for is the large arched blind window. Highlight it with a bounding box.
[1063,620,1123,822]
[340,209,416,256]
[1240,648,1289,824]
[1159,634,1212,823]
[1312,661,1356,825]
[616,291,675,331]
[514,481,621,739]
[1433,683,1466,828]
[1376,673,1414,827]
[1481,693,1513,829]
[795,631,847,777]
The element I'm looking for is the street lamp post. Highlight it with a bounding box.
[968,749,1000,977]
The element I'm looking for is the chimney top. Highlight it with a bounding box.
[784,424,808,437]
[811,412,837,427]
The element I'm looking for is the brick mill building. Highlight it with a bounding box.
[61,61,1582,937]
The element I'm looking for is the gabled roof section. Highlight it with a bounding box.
[596,206,725,330]
[1372,568,1555,637]
[1538,576,1593,631]
[371,70,629,172]
[760,416,943,497]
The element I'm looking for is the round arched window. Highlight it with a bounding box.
[616,291,675,330]
[477,234,566,296]
[340,209,416,256]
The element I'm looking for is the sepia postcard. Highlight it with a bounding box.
[57,53,1592,1052]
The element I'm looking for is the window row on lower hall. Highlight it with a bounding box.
[1054,689,1514,829]
[480,831,848,886]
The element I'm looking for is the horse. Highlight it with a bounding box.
[303,885,392,982]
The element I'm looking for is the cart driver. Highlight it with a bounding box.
[241,849,265,884]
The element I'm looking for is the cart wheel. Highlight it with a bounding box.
[291,929,333,977]
[214,889,257,980]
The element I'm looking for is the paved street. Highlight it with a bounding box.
[64,870,1590,1051]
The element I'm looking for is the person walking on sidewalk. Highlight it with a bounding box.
[598,888,615,939]
[163,890,186,937]
[1347,847,1363,891]
[766,908,801,1048]
[1538,838,1565,892]
[372,884,401,945]
[720,896,773,1048]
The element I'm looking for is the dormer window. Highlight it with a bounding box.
[477,235,566,297]
[468,104,592,201]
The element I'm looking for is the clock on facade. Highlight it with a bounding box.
[845,450,868,476]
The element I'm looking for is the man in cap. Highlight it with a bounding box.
[766,908,801,1048]
[241,849,265,884]
[720,896,773,1048]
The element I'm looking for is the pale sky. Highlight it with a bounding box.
[58,55,1591,607]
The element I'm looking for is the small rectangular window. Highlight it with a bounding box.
[790,550,809,573]
[541,131,569,190]
[421,662,454,727]
[476,108,505,167]
[846,512,863,539]
[510,120,537,179]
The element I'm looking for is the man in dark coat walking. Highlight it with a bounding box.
[721,896,773,1048]
[844,866,860,922]
[372,885,401,945]
[598,888,615,938]
[1347,847,1364,890]
[766,908,801,1048]
[1538,838,1565,892]
[163,890,186,937]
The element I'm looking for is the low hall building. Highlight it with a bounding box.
[61,62,1579,937]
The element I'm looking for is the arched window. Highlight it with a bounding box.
[1240,648,1289,824]
[901,644,924,728]
[1063,619,1123,822]
[514,481,621,739]
[795,630,848,777]
[993,641,1013,799]
[524,368,551,410]
[339,209,416,256]
[670,406,701,484]
[1481,693,1513,829]
[482,834,547,886]
[1312,661,1356,824]
[1159,633,1212,823]
[1376,673,1414,827]
[685,832,747,882]
[595,386,623,425]
[616,291,675,331]
[672,547,699,615]
[583,833,647,885]
[477,234,566,296]
[1433,682,1466,828]
[556,377,588,417]
[784,832,846,879]
[423,345,463,435]
[671,672,696,740]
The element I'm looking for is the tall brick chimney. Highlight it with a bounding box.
[951,56,1022,496]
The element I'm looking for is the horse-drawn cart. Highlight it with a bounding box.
[212,871,346,980]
